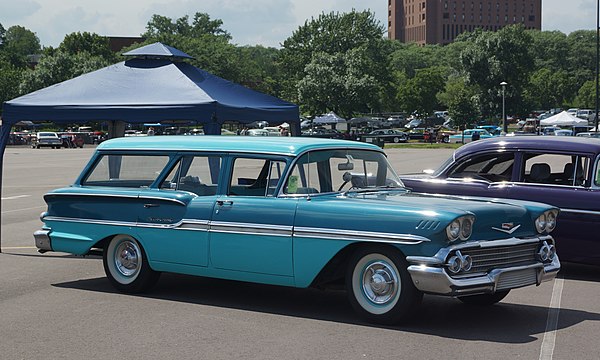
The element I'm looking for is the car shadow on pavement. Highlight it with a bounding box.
[53,272,600,344]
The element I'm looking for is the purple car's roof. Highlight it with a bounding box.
[454,136,600,158]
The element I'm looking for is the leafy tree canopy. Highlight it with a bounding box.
[59,32,116,61]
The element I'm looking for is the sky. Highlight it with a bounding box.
[0,0,597,48]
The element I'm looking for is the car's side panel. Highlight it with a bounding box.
[209,196,296,277]
[507,184,600,265]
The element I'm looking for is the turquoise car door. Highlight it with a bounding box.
[209,157,296,277]
[137,154,222,267]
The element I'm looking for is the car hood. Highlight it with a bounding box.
[294,189,550,242]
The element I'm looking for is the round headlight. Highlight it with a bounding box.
[535,213,547,233]
[446,220,461,241]
[545,210,558,232]
[447,256,461,273]
[460,216,474,240]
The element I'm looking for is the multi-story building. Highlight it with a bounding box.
[388,0,542,45]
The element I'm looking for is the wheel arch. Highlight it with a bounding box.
[309,242,407,288]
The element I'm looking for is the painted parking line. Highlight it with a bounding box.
[1,205,45,214]
[539,278,564,360]
[1,195,31,200]
[1,246,37,250]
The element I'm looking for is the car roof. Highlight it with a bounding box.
[454,136,600,158]
[97,135,382,156]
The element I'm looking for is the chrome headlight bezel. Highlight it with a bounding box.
[446,215,475,242]
[535,210,559,234]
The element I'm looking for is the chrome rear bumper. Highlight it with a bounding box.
[34,229,53,253]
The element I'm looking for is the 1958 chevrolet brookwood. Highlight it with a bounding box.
[35,136,560,324]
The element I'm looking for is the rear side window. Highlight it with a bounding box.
[83,155,170,188]
[523,153,590,186]
[228,158,286,197]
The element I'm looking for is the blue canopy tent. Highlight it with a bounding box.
[0,42,299,250]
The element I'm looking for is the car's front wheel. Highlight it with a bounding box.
[103,234,160,293]
[346,246,422,324]
[393,137,400,143]
[458,290,510,305]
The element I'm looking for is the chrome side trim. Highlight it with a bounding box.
[44,216,138,228]
[43,216,427,244]
[177,220,210,231]
[293,226,429,244]
[210,221,293,236]
[43,192,188,206]
[561,208,600,216]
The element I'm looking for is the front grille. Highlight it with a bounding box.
[496,268,538,290]
[459,243,538,275]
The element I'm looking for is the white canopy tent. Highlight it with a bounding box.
[540,111,588,126]
[313,111,346,124]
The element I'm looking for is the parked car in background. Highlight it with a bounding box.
[366,129,408,143]
[576,132,600,138]
[404,118,423,129]
[476,125,502,136]
[301,127,342,139]
[400,136,600,265]
[32,132,62,149]
[245,128,270,136]
[576,109,594,122]
[554,129,574,136]
[448,129,494,143]
[35,136,559,324]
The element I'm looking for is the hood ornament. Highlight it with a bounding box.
[492,223,521,234]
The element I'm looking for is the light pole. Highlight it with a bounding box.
[500,81,507,134]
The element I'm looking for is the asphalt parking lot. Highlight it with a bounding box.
[1,145,599,360]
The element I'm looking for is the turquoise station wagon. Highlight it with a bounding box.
[35,136,560,324]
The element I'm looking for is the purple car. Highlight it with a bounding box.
[400,136,600,266]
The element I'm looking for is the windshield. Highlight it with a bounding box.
[283,149,404,195]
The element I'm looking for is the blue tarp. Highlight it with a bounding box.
[0,43,300,250]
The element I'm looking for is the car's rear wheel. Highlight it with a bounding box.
[346,246,422,324]
[458,290,510,305]
[103,234,160,293]
[393,137,400,143]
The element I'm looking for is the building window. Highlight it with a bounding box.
[529,15,535,21]
[443,12,450,19]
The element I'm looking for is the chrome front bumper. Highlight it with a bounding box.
[406,236,561,296]
[34,229,53,253]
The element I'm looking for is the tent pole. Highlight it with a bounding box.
[0,124,7,253]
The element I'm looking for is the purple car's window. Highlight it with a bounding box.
[446,152,514,182]
[523,153,589,186]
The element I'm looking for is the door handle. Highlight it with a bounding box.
[216,200,233,206]
[144,203,160,208]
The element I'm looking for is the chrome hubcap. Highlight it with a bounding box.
[362,261,398,305]
[115,241,140,277]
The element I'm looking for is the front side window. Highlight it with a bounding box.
[284,149,402,195]
[228,158,286,197]
[446,152,514,182]
[83,154,170,188]
[523,153,589,187]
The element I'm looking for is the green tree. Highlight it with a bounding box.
[459,25,534,118]
[574,79,598,109]
[297,48,380,119]
[280,10,390,110]
[59,32,116,61]
[396,66,448,116]
[438,76,480,130]
[0,60,24,111]
[135,13,242,83]
[525,68,575,110]
[1,25,40,67]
